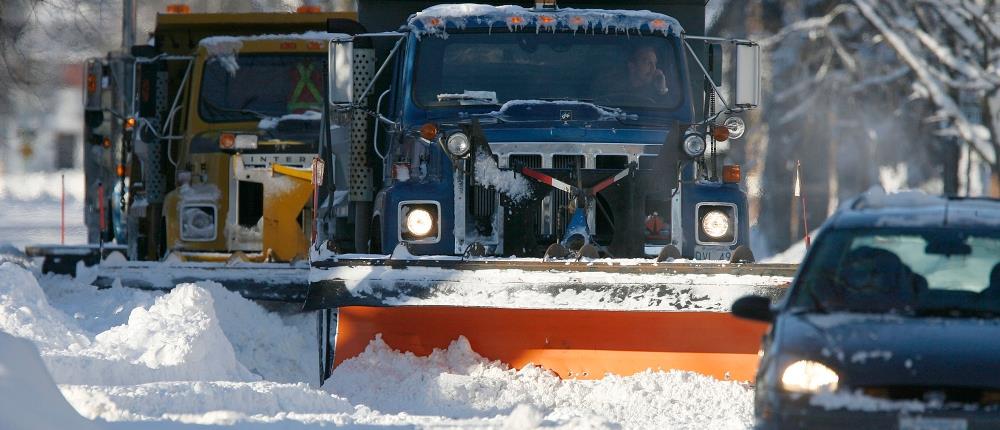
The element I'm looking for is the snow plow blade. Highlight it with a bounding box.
[307,257,797,381]
[86,260,309,302]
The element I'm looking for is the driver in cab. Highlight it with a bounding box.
[597,45,670,105]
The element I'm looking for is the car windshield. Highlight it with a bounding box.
[199,53,325,123]
[791,229,1000,315]
[412,31,685,111]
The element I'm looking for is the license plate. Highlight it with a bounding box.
[899,417,967,430]
[693,245,732,261]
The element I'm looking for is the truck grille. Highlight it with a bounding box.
[472,184,495,218]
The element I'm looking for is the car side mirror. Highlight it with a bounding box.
[731,295,774,323]
[328,38,354,107]
[733,43,761,109]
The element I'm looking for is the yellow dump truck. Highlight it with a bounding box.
[31,7,363,300]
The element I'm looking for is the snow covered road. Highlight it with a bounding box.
[0,261,756,429]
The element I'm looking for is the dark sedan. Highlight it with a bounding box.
[733,194,1000,429]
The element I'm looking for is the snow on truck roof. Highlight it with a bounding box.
[409,4,683,38]
[199,32,344,75]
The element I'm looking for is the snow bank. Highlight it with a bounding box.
[2,254,761,428]
[327,335,754,429]
[0,169,84,202]
[0,332,102,430]
[762,229,817,264]
[195,283,314,383]
[61,381,355,424]
[0,263,91,350]
[61,284,256,384]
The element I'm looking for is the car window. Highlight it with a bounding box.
[791,229,1000,315]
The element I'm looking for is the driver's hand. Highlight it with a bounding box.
[654,69,668,94]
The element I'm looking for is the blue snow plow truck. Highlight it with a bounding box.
[303,1,799,385]
[314,1,764,263]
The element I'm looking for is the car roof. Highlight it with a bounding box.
[830,190,1000,230]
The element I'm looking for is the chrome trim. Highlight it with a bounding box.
[399,200,442,244]
[490,142,661,169]
[694,202,738,246]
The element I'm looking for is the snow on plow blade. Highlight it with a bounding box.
[306,257,797,381]
[86,260,310,302]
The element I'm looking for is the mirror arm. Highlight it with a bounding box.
[682,34,732,112]
[357,36,405,103]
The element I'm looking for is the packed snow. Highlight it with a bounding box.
[0,260,762,428]
[473,150,534,203]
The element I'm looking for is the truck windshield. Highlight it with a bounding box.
[412,32,685,111]
[199,53,326,123]
[791,229,1000,316]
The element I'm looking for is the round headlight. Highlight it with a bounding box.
[781,360,839,393]
[405,208,433,237]
[683,134,706,157]
[724,116,746,140]
[701,210,730,239]
[446,133,471,157]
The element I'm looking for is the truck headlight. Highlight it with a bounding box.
[400,202,440,242]
[683,133,706,158]
[446,132,471,157]
[696,204,736,244]
[180,205,217,241]
[781,360,839,393]
[701,210,730,239]
[406,209,433,237]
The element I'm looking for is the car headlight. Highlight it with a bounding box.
[781,360,839,393]
[683,133,706,158]
[405,209,433,237]
[446,132,471,157]
[701,210,730,239]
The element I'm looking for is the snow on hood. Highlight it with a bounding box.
[409,4,683,39]
[257,110,322,130]
[199,31,344,75]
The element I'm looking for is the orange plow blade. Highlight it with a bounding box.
[334,306,770,380]
[307,257,796,382]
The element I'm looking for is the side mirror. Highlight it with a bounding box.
[328,38,354,107]
[733,43,761,109]
[731,295,774,323]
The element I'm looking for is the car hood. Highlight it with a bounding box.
[780,313,1000,389]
